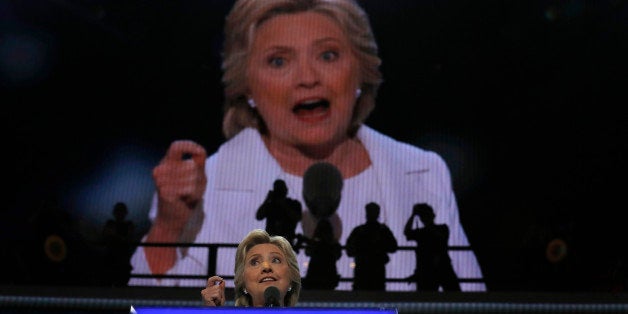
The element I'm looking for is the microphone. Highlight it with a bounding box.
[263,286,280,307]
[302,162,343,219]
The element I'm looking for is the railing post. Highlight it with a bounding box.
[207,244,218,279]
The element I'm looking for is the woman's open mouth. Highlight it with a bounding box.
[292,99,330,122]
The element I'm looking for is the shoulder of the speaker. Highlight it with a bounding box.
[357,125,451,174]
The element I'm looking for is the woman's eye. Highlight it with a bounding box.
[272,257,281,263]
[321,51,338,62]
[268,57,285,67]
[250,259,259,266]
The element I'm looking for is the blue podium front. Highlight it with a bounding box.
[131,307,398,314]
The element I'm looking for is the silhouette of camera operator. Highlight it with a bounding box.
[404,203,460,291]
[300,218,342,290]
[256,179,302,248]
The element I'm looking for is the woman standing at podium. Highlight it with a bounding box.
[201,229,301,307]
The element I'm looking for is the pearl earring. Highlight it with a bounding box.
[288,286,292,292]
[243,288,248,295]
[355,88,362,98]
[247,98,256,108]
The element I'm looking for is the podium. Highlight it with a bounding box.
[130,307,398,314]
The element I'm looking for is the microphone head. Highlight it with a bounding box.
[302,162,343,218]
[263,286,281,307]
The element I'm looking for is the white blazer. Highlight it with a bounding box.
[130,125,486,291]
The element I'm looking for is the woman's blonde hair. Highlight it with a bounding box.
[233,229,301,307]
[221,0,382,139]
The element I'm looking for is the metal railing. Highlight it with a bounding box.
[129,242,485,285]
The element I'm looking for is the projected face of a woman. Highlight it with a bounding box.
[246,11,361,152]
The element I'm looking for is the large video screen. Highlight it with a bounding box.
[4,0,627,294]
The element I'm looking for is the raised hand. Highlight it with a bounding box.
[201,276,226,306]
[145,140,207,274]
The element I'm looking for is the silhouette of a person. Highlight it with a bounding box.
[404,203,461,291]
[256,179,302,247]
[102,202,135,286]
[346,202,398,291]
[301,218,342,290]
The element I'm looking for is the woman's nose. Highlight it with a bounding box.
[261,261,272,272]
[296,58,320,88]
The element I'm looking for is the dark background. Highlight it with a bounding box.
[3,0,627,293]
